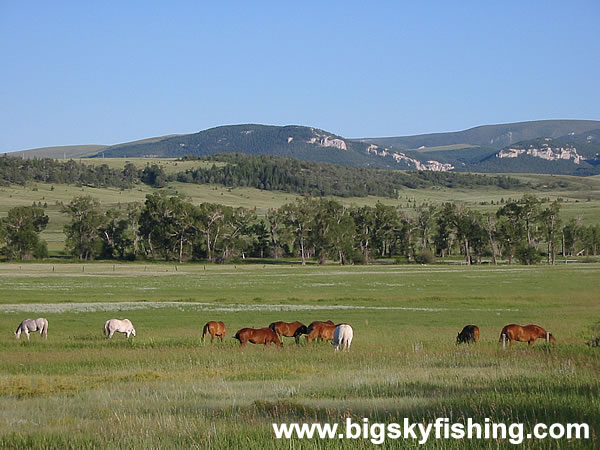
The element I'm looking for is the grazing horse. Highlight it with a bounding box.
[202,321,226,343]
[269,321,306,344]
[233,327,282,348]
[306,320,337,343]
[456,325,480,344]
[293,320,333,342]
[104,319,136,339]
[332,324,353,351]
[499,324,556,346]
[15,318,48,340]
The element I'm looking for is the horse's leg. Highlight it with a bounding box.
[25,329,30,341]
[108,330,114,339]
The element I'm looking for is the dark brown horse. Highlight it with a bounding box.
[306,320,338,343]
[233,327,282,348]
[456,325,480,344]
[202,321,226,343]
[269,321,306,344]
[499,324,556,346]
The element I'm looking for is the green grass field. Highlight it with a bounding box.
[0,264,598,448]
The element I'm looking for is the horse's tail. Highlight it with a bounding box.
[268,322,277,334]
[202,322,209,341]
[15,322,22,338]
[498,326,508,343]
[233,331,241,341]
[103,321,109,336]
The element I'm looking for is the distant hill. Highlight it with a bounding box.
[10,145,107,159]
[11,119,600,175]
[358,120,600,149]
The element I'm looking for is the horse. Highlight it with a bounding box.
[233,327,282,348]
[456,325,480,344]
[269,321,306,344]
[202,321,226,343]
[15,318,48,340]
[499,324,556,346]
[332,324,353,351]
[293,320,333,342]
[104,319,136,339]
[306,320,337,343]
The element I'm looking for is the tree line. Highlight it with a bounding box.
[176,154,527,197]
[1,194,599,264]
[1,153,527,198]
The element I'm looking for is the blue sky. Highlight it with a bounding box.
[1,1,599,152]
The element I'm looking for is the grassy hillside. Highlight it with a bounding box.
[11,145,107,159]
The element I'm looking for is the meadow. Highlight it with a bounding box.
[0,263,598,448]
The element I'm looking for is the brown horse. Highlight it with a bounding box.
[202,321,226,343]
[499,324,556,346]
[306,320,338,343]
[456,325,480,344]
[293,320,334,342]
[233,327,282,348]
[269,321,306,344]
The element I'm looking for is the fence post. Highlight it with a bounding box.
[502,333,506,350]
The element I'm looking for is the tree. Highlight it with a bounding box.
[62,196,105,260]
[141,164,167,187]
[415,205,436,250]
[280,197,316,265]
[195,203,226,263]
[496,200,525,264]
[539,201,561,265]
[0,206,49,259]
[350,206,376,263]
[138,193,198,262]
[98,209,133,259]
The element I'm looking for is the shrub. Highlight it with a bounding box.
[415,249,436,264]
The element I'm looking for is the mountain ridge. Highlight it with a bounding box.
[9,120,600,175]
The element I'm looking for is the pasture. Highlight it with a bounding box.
[0,264,599,448]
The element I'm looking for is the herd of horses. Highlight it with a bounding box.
[203,319,354,351]
[15,317,555,349]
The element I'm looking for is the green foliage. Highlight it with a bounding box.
[0,205,49,259]
[414,248,436,264]
[62,196,106,260]
[0,155,141,188]
[175,153,527,198]
[515,244,542,265]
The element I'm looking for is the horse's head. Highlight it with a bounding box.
[131,328,136,337]
[456,333,462,344]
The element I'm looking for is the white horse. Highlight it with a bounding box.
[15,318,48,340]
[104,319,136,339]
[332,324,353,351]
